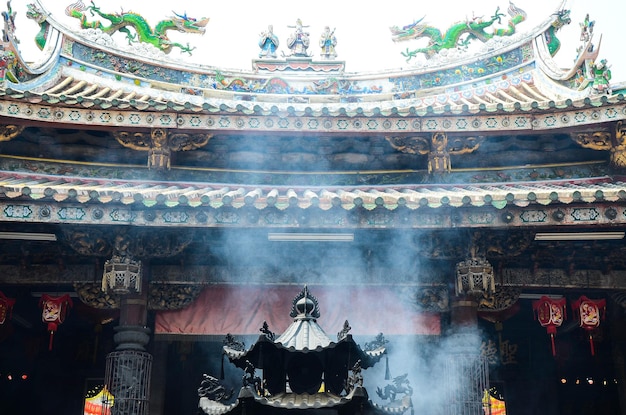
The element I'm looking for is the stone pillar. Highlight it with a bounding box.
[105,276,152,415]
[451,298,479,328]
[444,295,488,415]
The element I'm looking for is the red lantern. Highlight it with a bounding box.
[39,294,73,350]
[572,296,606,356]
[0,291,16,324]
[532,296,566,356]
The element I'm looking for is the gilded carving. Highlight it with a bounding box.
[114,128,212,170]
[571,130,611,150]
[611,121,626,168]
[62,227,195,258]
[477,286,521,312]
[428,131,450,173]
[386,132,482,173]
[61,228,111,256]
[74,282,119,309]
[406,286,449,312]
[571,124,626,169]
[148,284,202,310]
[447,134,482,154]
[385,135,430,155]
[74,282,202,310]
[0,124,24,141]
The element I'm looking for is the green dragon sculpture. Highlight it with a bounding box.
[64,0,209,55]
[26,3,49,51]
[544,8,571,56]
[390,2,527,62]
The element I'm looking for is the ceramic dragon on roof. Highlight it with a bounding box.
[391,2,527,61]
[64,0,209,54]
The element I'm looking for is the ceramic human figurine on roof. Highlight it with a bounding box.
[285,19,311,58]
[258,25,279,59]
[591,59,612,94]
[319,26,337,60]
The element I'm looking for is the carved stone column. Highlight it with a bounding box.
[444,253,491,415]
[443,327,488,415]
[104,267,152,415]
[64,228,198,414]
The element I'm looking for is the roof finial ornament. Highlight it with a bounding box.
[260,320,275,341]
[289,285,320,320]
[337,319,351,341]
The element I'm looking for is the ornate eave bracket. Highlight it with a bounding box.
[570,122,626,169]
[74,282,202,310]
[386,132,482,173]
[62,228,195,259]
[114,128,212,170]
[0,123,23,141]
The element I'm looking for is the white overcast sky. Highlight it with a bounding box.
[11,0,626,81]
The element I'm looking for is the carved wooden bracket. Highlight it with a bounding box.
[571,123,626,169]
[61,227,195,258]
[386,132,482,173]
[0,124,24,141]
[571,129,611,151]
[114,128,212,170]
[612,121,626,169]
[74,282,202,310]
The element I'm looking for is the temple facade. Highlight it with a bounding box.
[0,1,625,414]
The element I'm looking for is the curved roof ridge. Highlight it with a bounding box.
[26,0,569,81]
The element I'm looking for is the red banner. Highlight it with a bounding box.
[155,285,440,336]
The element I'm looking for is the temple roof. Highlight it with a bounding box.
[1,1,622,125]
[0,169,623,212]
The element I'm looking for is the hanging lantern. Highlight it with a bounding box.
[102,235,142,295]
[0,291,16,324]
[532,296,566,356]
[455,257,495,298]
[572,296,606,356]
[39,294,73,350]
[102,256,142,295]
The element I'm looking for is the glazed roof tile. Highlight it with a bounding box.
[198,398,239,415]
[254,391,353,409]
[0,170,623,210]
[7,66,624,119]
[275,319,333,350]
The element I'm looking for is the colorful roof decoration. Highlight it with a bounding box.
[0,1,621,124]
[0,0,622,213]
